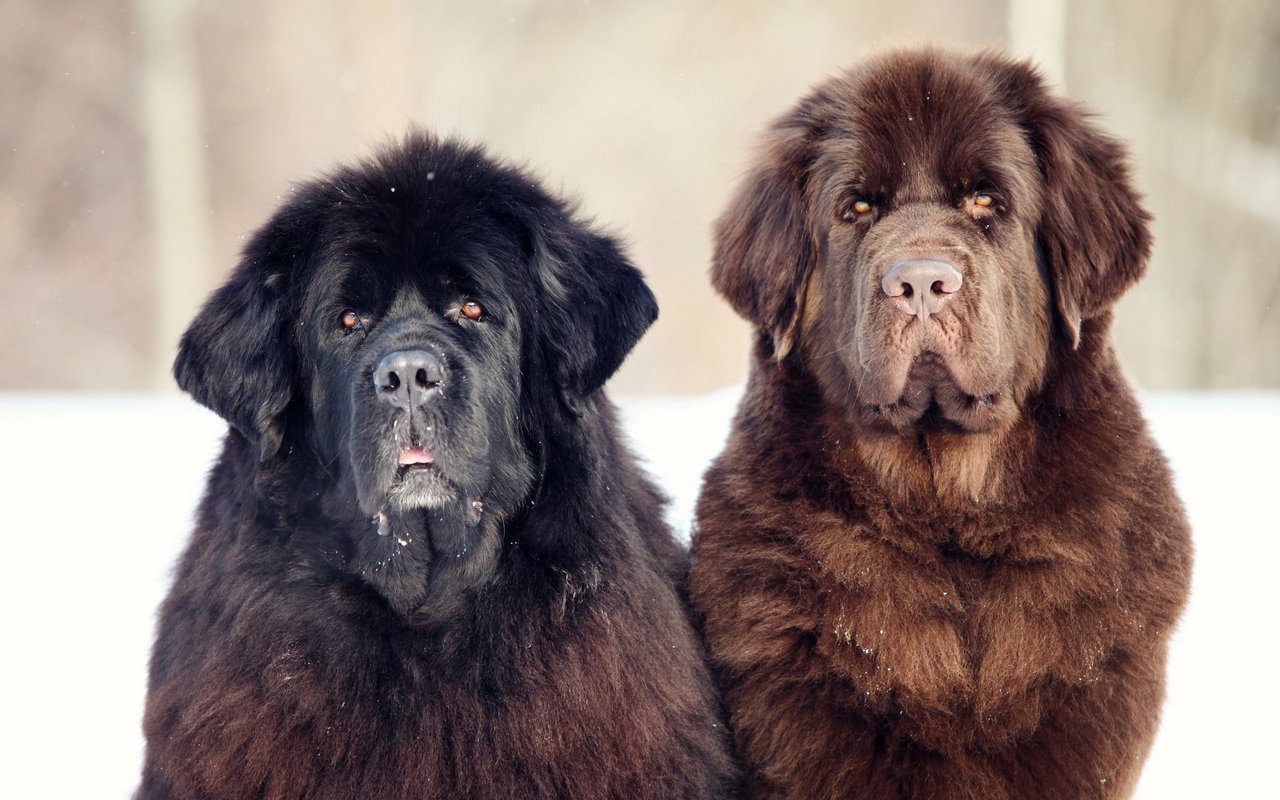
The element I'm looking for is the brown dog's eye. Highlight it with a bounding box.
[841,198,874,221]
[461,301,485,321]
[340,309,363,330]
[965,192,999,219]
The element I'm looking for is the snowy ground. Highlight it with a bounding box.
[0,390,1276,797]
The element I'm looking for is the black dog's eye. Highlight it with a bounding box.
[340,309,365,332]
[461,301,485,321]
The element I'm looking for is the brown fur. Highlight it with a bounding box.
[689,49,1192,799]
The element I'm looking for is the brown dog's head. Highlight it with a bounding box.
[714,49,1151,435]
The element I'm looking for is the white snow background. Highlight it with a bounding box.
[1,390,1276,797]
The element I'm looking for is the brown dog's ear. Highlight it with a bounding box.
[984,56,1152,348]
[712,101,827,360]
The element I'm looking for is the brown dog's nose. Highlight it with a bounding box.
[881,258,963,320]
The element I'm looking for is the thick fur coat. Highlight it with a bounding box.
[689,50,1192,800]
[139,133,738,799]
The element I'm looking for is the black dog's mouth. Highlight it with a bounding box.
[383,443,456,507]
[397,445,435,470]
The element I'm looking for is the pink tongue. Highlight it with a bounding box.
[398,446,434,466]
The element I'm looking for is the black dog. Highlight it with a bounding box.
[139,132,738,799]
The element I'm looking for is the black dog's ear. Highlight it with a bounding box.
[532,218,657,412]
[173,212,311,460]
[984,55,1152,349]
[712,98,827,360]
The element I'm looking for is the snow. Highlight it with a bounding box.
[0,390,1275,797]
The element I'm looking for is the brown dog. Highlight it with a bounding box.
[689,49,1192,799]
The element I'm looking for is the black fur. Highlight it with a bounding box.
[141,132,738,799]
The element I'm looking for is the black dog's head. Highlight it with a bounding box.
[175,133,656,576]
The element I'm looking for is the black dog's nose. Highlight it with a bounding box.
[374,350,444,409]
[881,258,963,320]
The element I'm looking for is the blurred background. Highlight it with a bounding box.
[2,2,1278,798]
[3,0,1277,395]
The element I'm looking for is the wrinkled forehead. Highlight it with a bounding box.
[811,60,1040,203]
